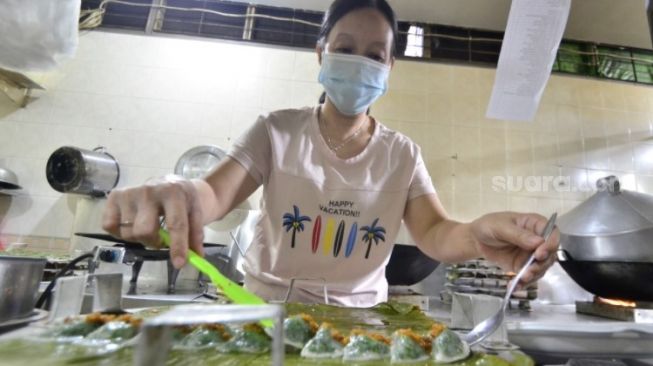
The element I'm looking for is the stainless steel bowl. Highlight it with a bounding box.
[0,167,21,190]
[0,256,46,323]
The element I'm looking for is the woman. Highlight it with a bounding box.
[103,0,559,307]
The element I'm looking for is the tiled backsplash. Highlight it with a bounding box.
[1,30,652,250]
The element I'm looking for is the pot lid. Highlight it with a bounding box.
[558,176,653,236]
[174,145,226,180]
[174,145,249,230]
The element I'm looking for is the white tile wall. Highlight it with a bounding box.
[2,30,653,248]
[0,32,304,245]
[637,175,653,194]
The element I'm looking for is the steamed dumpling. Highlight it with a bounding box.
[217,323,271,354]
[85,321,138,342]
[178,324,232,349]
[432,328,470,363]
[284,313,319,349]
[300,323,346,359]
[50,313,140,340]
[343,329,391,361]
[390,329,430,363]
[49,321,101,338]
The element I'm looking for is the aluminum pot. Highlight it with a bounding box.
[557,176,653,301]
[46,146,120,197]
[0,256,46,323]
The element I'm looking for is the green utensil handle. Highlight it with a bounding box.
[187,250,266,304]
[158,229,273,328]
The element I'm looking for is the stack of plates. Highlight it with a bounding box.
[441,259,537,308]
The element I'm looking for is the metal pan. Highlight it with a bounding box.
[385,244,439,286]
[74,233,226,248]
[75,233,169,260]
[558,250,653,301]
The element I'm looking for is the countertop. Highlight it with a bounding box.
[427,298,653,365]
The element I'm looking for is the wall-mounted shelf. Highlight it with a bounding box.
[0,67,44,108]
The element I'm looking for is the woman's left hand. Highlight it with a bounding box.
[470,212,559,285]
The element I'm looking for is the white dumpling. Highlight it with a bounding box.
[300,326,344,359]
[432,329,470,363]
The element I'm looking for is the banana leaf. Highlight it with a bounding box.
[0,302,534,366]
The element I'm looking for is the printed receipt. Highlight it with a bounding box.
[486,0,571,122]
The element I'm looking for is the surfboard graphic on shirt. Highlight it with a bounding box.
[345,222,358,258]
[333,220,345,257]
[322,218,336,256]
[281,207,387,260]
[311,215,322,253]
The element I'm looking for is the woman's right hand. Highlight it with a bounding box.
[102,174,205,269]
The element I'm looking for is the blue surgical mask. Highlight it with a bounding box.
[318,52,391,116]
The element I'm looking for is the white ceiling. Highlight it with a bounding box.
[232,0,652,49]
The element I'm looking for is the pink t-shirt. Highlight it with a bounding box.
[227,106,435,307]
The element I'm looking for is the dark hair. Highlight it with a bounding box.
[317,0,399,57]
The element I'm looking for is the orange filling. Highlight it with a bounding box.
[319,322,347,345]
[243,323,266,335]
[396,328,432,353]
[84,313,142,328]
[429,323,446,338]
[204,323,233,341]
[347,328,391,345]
[297,313,320,334]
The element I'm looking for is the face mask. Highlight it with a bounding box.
[318,52,391,116]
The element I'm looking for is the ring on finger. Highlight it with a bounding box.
[119,220,134,227]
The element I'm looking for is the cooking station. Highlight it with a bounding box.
[2,168,653,366]
[2,275,652,365]
[5,0,653,362]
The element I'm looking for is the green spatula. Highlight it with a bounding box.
[159,229,273,327]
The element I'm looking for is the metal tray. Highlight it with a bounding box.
[507,321,653,359]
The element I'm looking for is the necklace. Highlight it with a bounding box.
[318,108,366,153]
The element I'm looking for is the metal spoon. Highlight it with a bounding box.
[463,212,557,346]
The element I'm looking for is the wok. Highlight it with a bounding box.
[557,249,653,302]
[385,244,439,286]
[557,176,653,302]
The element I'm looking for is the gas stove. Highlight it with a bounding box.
[576,297,653,323]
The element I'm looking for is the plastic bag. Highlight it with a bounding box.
[0,0,80,72]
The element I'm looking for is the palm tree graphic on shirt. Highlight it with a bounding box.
[361,218,386,259]
[282,205,311,248]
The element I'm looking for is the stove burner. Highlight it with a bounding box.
[576,297,653,323]
[76,232,229,295]
[124,244,232,295]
